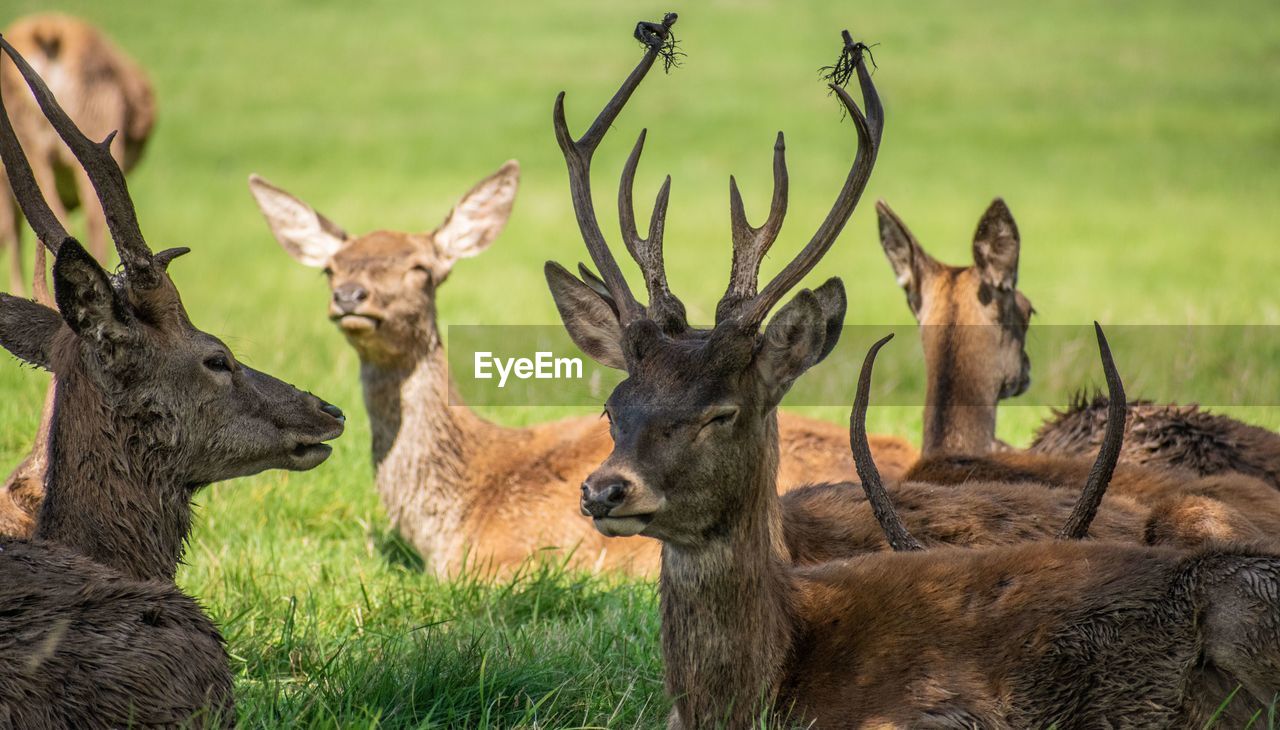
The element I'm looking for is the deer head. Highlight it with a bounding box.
[0,36,343,514]
[877,198,1033,453]
[545,19,881,545]
[248,162,519,366]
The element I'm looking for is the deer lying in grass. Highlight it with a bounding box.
[0,13,155,289]
[0,38,343,727]
[878,199,1280,542]
[551,19,1280,727]
[247,166,913,577]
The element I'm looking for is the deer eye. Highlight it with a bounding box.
[322,267,334,278]
[699,405,739,433]
[203,354,232,373]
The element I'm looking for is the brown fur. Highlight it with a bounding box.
[0,14,155,285]
[249,168,915,577]
[0,40,343,727]
[550,26,1280,726]
[1032,393,1280,490]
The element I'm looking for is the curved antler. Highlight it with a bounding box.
[725,31,883,327]
[0,47,67,256]
[1058,322,1126,540]
[0,35,158,288]
[850,333,924,551]
[553,13,678,327]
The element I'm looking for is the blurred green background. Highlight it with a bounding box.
[1,1,1277,726]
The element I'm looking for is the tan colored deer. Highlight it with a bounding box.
[549,20,1280,727]
[247,166,914,577]
[877,200,1280,539]
[0,38,343,727]
[0,13,155,289]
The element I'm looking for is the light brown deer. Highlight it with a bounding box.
[549,20,1280,728]
[877,200,1280,540]
[0,38,343,727]
[247,166,913,577]
[0,13,155,289]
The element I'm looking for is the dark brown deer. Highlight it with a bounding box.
[877,200,1280,539]
[0,37,343,727]
[0,13,156,290]
[548,19,1280,728]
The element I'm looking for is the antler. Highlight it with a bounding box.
[0,48,67,256]
[619,129,686,332]
[722,31,884,327]
[0,35,159,288]
[553,13,678,328]
[850,333,924,552]
[1058,322,1127,540]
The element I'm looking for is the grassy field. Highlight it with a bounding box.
[2,0,1279,726]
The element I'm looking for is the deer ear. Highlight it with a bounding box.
[972,198,1020,291]
[0,293,61,370]
[434,160,519,266]
[757,285,835,404]
[810,277,848,361]
[52,239,133,354]
[876,200,938,318]
[248,174,347,268]
[545,261,625,370]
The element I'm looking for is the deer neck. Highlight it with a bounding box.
[34,368,191,583]
[357,329,495,565]
[922,330,998,456]
[658,414,796,729]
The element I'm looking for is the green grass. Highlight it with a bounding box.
[1,1,1278,726]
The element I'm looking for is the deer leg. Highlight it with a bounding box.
[72,165,109,264]
[1199,555,1280,709]
[0,186,21,296]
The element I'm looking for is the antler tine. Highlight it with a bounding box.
[1059,323,1127,540]
[738,31,883,327]
[716,132,789,325]
[0,53,67,255]
[553,13,677,326]
[619,129,686,332]
[850,333,923,551]
[0,36,157,286]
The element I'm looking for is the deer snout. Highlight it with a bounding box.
[581,477,630,519]
[332,282,369,314]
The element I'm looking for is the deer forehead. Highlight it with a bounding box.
[329,231,433,274]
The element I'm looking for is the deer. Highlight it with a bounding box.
[548,18,1280,727]
[0,37,344,727]
[0,13,155,290]
[247,162,913,578]
[877,199,1280,541]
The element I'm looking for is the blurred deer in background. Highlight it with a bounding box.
[248,156,913,577]
[0,37,342,727]
[0,13,155,290]
[550,21,1280,727]
[876,200,1280,540]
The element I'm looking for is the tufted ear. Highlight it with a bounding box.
[756,280,845,405]
[972,198,1020,291]
[545,261,625,369]
[248,174,347,268]
[877,200,942,319]
[52,239,134,361]
[434,160,520,268]
[0,293,61,370]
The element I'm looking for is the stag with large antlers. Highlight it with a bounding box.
[548,19,1280,727]
[0,36,343,727]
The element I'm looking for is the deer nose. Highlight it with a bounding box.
[332,283,368,313]
[320,402,345,422]
[581,478,629,519]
